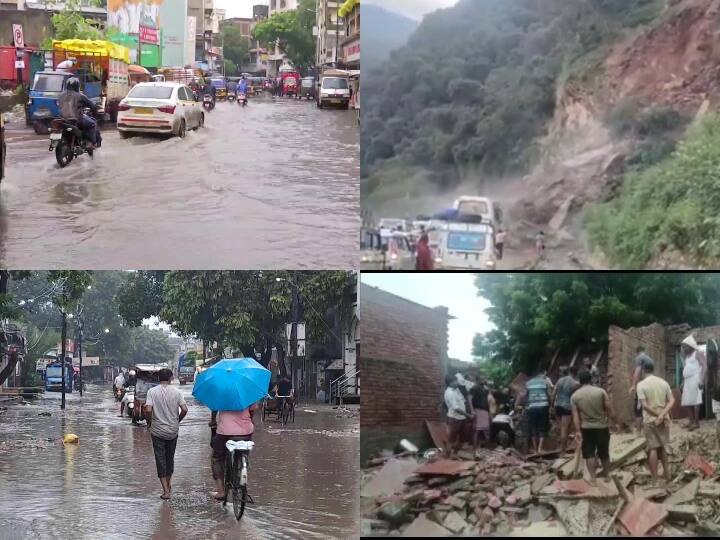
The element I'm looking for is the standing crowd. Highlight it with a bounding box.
[443,333,718,488]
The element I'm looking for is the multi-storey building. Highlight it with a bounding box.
[268,0,298,16]
[316,0,342,68]
[339,0,359,69]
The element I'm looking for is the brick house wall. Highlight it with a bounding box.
[607,323,666,427]
[360,283,450,465]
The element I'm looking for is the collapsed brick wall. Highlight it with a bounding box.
[607,323,666,427]
[360,283,449,464]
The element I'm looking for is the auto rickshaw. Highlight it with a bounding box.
[299,76,316,100]
[131,363,167,424]
[211,77,228,101]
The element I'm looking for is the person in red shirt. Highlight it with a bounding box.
[416,233,434,270]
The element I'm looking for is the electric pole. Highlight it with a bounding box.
[60,306,67,410]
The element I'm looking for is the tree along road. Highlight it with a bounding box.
[0,98,359,269]
[0,384,360,539]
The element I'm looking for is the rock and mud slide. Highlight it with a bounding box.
[362,0,720,269]
[362,421,720,537]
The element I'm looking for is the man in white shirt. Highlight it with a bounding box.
[113,371,125,396]
[145,368,188,500]
[445,375,471,457]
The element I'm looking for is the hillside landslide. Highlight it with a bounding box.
[516,0,720,268]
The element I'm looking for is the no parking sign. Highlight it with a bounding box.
[12,24,24,49]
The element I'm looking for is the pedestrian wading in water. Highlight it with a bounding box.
[144,368,188,500]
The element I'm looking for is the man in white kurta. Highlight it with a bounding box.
[680,334,706,430]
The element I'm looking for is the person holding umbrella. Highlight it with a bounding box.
[192,358,271,502]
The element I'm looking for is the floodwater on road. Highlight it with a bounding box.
[0,384,360,540]
[0,97,359,269]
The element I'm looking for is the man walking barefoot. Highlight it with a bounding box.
[571,370,616,485]
[145,368,188,500]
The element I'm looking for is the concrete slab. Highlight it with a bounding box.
[618,498,668,536]
[665,477,700,506]
[510,521,568,537]
[443,511,469,534]
[552,499,589,536]
[415,459,476,476]
[402,514,451,537]
[362,458,419,498]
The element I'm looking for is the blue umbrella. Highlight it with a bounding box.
[192,358,270,411]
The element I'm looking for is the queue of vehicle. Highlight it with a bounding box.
[363,196,505,271]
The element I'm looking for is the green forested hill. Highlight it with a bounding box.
[361,0,666,183]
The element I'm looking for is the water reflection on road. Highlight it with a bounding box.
[0,384,360,540]
[0,98,359,269]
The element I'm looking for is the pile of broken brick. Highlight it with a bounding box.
[362,423,720,537]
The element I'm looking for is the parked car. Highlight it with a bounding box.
[117,82,204,139]
[318,75,350,109]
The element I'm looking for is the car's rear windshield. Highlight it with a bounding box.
[322,77,348,89]
[128,86,174,99]
[447,232,487,251]
[33,74,65,92]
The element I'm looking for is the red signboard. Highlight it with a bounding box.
[344,41,360,62]
[139,25,159,45]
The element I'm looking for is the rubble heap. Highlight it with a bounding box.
[362,422,720,537]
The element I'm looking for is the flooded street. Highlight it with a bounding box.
[0,384,360,540]
[0,97,359,269]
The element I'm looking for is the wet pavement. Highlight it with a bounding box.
[0,97,359,269]
[0,384,360,540]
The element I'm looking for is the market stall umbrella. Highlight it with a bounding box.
[192,358,270,411]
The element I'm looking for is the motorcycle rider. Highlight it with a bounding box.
[124,369,137,388]
[57,77,98,149]
[202,78,217,105]
[236,77,249,102]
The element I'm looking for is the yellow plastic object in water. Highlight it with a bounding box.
[63,434,79,444]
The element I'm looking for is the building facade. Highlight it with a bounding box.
[339,0,358,69]
[269,0,298,16]
[159,0,189,67]
[360,282,451,464]
[187,0,223,71]
[316,0,342,68]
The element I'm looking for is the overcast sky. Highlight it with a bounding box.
[216,0,264,18]
[361,273,494,363]
[364,0,459,20]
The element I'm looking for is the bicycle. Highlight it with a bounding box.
[223,439,255,520]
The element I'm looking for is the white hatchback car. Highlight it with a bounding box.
[117,82,203,138]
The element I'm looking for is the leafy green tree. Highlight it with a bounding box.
[221,24,250,72]
[116,271,354,374]
[473,273,720,375]
[361,0,666,188]
[127,326,174,366]
[44,0,107,46]
[252,0,316,72]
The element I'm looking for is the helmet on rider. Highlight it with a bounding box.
[66,77,80,92]
[129,370,136,376]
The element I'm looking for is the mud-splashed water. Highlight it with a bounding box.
[0,98,359,269]
[0,384,360,540]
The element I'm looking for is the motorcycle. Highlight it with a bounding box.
[48,109,99,168]
[203,94,215,111]
[115,385,126,402]
[124,386,136,418]
[238,93,248,107]
[227,93,236,103]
